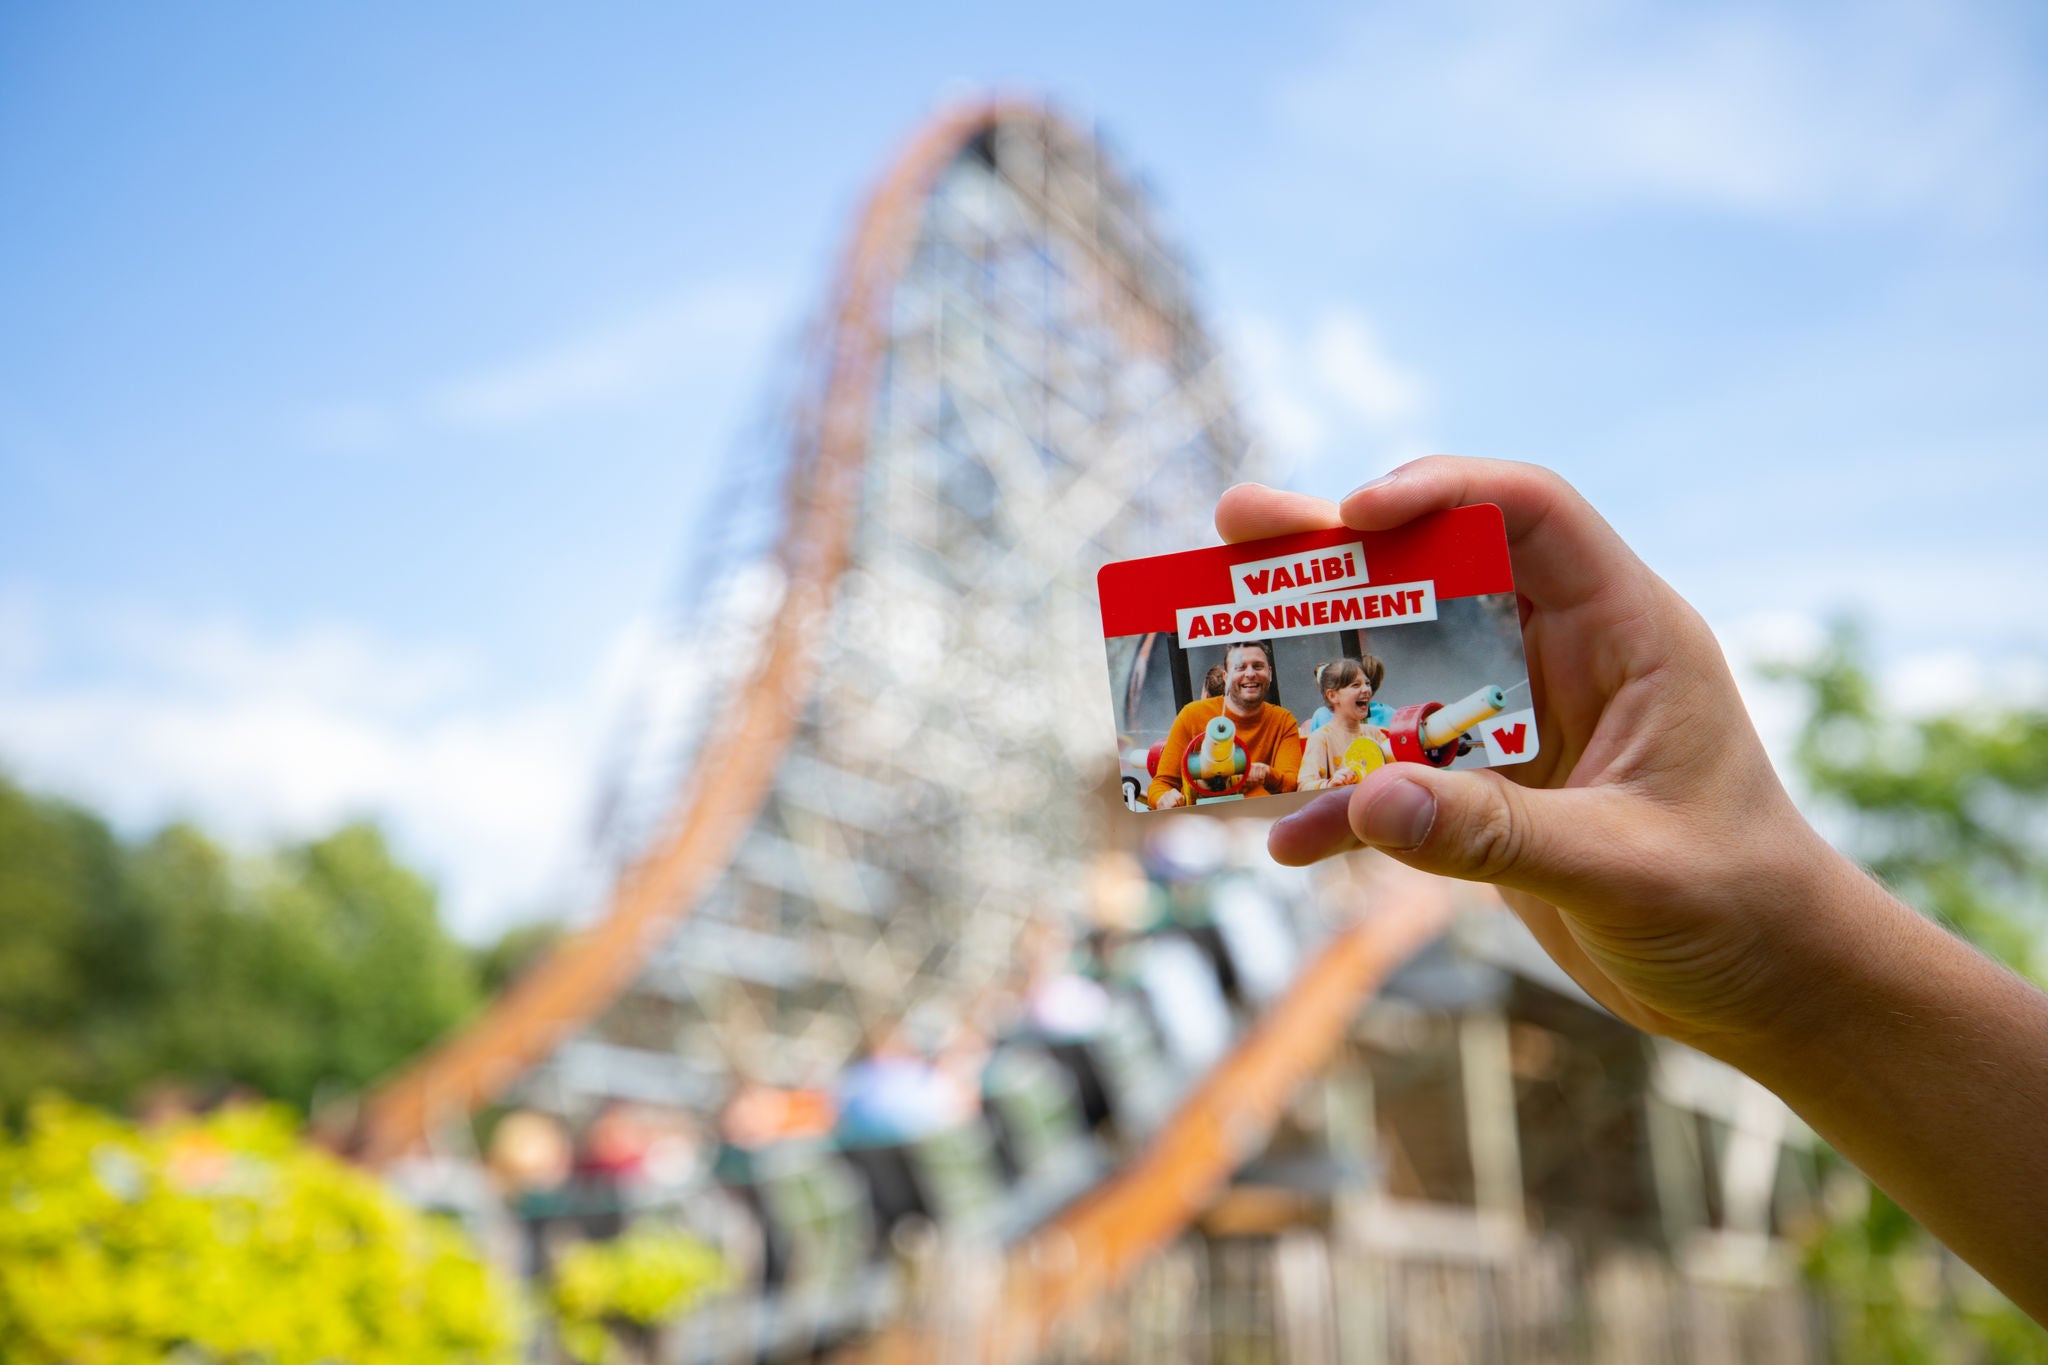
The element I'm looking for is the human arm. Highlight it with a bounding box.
[1220,458,2048,1319]
[1725,857,2048,1309]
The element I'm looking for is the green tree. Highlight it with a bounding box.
[1787,627,2048,972]
[0,782,160,1112]
[475,918,566,996]
[0,775,483,1118]
[128,819,301,1104]
[1773,627,2048,1361]
[259,822,481,1099]
[131,819,485,1108]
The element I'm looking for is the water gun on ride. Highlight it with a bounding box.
[1341,685,1508,778]
[1181,715,1250,804]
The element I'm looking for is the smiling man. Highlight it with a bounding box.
[1148,641,1304,809]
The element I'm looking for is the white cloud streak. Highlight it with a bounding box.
[1230,307,1433,479]
[302,276,791,453]
[1716,605,2048,803]
[432,279,787,431]
[1281,0,2043,225]
[1308,314,1427,427]
[0,592,619,940]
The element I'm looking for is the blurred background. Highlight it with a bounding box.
[3,4,2046,1362]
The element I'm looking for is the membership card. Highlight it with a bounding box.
[1096,505,1540,812]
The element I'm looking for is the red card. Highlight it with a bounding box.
[1097,506,1539,811]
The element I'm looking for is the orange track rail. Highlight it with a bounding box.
[353,101,1036,1164]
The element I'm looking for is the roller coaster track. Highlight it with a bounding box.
[353,102,1007,1165]
[352,100,1456,1354]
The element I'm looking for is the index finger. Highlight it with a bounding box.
[1214,483,1341,544]
[1339,456,1639,612]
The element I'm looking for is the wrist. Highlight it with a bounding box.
[1697,844,1929,1089]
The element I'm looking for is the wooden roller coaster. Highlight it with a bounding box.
[354,101,1011,1168]
[352,99,1456,1353]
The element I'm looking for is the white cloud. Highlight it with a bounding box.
[1673,539,2048,671]
[301,275,792,452]
[1309,314,1427,426]
[1714,605,2048,797]
[1281,0,2042,224]
[0,594,620,940]
[1229,307,1433,480]
[1232,316,1328,459]
[97,613,475,715]
[433,279,788,431]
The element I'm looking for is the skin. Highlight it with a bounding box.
[1302,675,1378,789]
[1157,643,1276,808]
[1223,457,2048,1320]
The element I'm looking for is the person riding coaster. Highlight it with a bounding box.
[1146,640,1302,810]
[1342,683,1509,777]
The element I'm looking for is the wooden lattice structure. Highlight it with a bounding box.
[357,100,1259,1162]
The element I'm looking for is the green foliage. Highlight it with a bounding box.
[1800,1173,2044,1365]
[0,774,482,1118]
[0,1098,518,1364]
[1774,624,2048,974]
[547,1224,729,1364]
[476,918,567,997]
[1771,627,2048,1360]
[0,783,159,1110]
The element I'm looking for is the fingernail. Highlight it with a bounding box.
[1357,778,1435,849]
[1344,472,1398,501]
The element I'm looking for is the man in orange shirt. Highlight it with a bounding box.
[1149,641,1304,809]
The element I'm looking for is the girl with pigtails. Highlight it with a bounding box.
[1297,654,1390,790]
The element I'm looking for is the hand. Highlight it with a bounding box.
[1219,458,1864,1058]
[1330,767,1359,787]
[1154,788,1184,810]
[1246,762,1272,790]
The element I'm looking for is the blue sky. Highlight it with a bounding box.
[4,2,2046,936]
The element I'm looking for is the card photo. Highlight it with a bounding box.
[1097,507,1540,812]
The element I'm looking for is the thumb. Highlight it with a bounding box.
[1344,765,1612,900]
